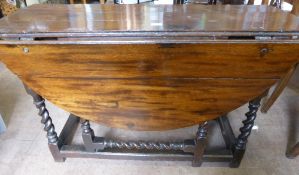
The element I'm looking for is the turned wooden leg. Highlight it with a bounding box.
[81,120,97,152]
[192,121,208,167]
[230,98,261,168]
[25,86,65,162]
[286,142,299,158]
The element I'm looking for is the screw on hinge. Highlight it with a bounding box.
[23,47,29,53]
[260,48,269,54]
[260,48,270,57]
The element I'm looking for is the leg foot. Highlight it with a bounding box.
[286,142,299,159]
[49,143,65,162]
[192,121,208,167]
[81,120,97,152]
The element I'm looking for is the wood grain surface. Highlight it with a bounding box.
[0,43,298,130]
[0,4,298,38]
[1,5,299,130]
[1,44,299,79]
[291,0,299,16]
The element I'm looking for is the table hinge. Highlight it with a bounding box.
[255,36,297,41]
[20,37,34,41]
[255,36,272,40]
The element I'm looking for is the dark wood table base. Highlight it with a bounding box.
[24,86,261,168]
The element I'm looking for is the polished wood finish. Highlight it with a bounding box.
[1,43,298,130]
[291,0,299,15]
[1,5,299,130]
[0,5,299,38]
[1,44,298,79]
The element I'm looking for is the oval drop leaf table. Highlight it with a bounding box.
[0,4,299,167]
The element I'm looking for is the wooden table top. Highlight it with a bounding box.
[1,5,299,131]
[0,4,298,38]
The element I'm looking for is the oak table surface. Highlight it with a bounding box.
[0,4,298,36]
[0,4,299,130]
